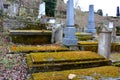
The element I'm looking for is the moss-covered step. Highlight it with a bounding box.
[9,30,52,35]
[76,32,93,41]
[9,30,52,45]
[30,66,120,80]
[78,41,120,52]
[9,45,69,53]
[26,51,111,73]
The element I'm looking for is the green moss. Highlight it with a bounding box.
[9,30,52,45]
[78,41,120,52]
[30,66,120,80]
[76,33,93,41]
[16,23,47,30]
[113,62,120,67]
[11,35,51,45]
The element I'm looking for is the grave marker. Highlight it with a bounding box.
[98,24,112,58]
[62,0,77,46]
[85,5,96,33]
[38,2,46,19]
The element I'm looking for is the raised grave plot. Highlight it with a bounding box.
[75,32,93,41]
[78,41,120,52]
[30,66,120,80]
[9,45,69,53]
[26,51,111,73]
[9,30,52,45]
[9,30,52,35]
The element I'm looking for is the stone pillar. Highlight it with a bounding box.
[116,6,120,17]
[62,0,78,46]
[98,25,112,58]
[85,5,96,33]
[66,0,70,25]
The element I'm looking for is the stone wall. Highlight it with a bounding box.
[3,18,25,31]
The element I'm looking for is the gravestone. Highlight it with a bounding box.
[85,5,96,33]
[98,24,112,58]
[9,1,19,16]
[62,0,78,46]
[38,2,46,19]
[51,23,63,45]
[0,0,3,10]
[109,22,116,42]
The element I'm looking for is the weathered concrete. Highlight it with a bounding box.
[3,18,25,31]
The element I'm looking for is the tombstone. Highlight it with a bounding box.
[51,23,63,44]
[85,5,96,33]
[38,2,46,19]
[0,0,3,10]
[13,2,19,16]
[116,6,120,17]
[8,1,19,16]
[98,24,112,58]
[109,22,116,42]
[62,0,78,46]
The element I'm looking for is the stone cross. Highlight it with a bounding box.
[98,24,112,58]
[62,0,77,46]
[85,5,96,33]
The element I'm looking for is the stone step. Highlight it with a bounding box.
[9,30,52,35]
[30,66,120,80]
[28,59,110,73]
[9,45,69,53]
[26,51,111,73]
